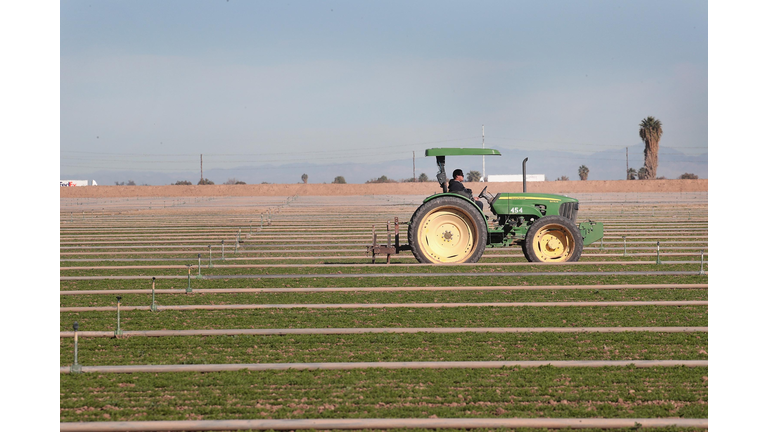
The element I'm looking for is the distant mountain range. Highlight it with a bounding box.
[61,143,707,186]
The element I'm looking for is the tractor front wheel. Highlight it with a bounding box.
[524,215,583,263]
[408,197,487,264]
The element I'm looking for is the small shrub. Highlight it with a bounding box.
[466,170,482,182]
[365,175,397,184]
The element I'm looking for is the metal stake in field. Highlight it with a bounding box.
[150,277,158,312]
[656,241,661,265]
[196,254,203,279]
[221,240,225,260]
[115,296,123,336]
[71,322,82,373]
[699,250,705,275]
[186,265,193,293]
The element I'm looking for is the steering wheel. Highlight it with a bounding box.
[478,185,494,203]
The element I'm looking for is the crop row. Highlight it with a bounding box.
[58,255,708,268]
[60,273,708,291]
[58,263,707,278]
[59,288,709,308]
[60,332,707,367]
[59,367,708,422]
[60,305,708,332]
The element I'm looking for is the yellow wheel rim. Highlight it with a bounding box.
[417,208,477,263]
[531,223,575,262]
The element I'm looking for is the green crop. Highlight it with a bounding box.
[60,332,708,367]
[60,366,708,422]
[60,305,708,332]
[60,262,707,277]
[60,288,709,308]
[60,273,708,292]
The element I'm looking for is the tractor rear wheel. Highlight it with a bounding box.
[524,215,583,263]
[408,196,487,264]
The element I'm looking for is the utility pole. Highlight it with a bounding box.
[413,151,416,182]
[481,125,485,182]
[200,154,203,184]
[625,147,629,179]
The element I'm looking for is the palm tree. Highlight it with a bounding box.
[301,173,308,184]
[578,165,589,180]
[639,116,663,180]
[626,168,637,180]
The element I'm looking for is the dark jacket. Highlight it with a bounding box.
[448,179,473,198]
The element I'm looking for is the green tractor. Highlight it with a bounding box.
[405,148,603,264]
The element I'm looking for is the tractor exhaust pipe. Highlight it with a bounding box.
[522,157,528,192]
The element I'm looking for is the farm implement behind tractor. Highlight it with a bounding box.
[367,148,604,264]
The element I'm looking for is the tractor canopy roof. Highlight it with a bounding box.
[425,148,502,157]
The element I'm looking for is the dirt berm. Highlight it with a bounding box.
[61,179,707,198]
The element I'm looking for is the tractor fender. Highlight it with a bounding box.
[422,193,489,233]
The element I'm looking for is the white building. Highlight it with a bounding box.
[60,180,98,187]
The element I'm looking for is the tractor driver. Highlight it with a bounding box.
[448,169,483,211]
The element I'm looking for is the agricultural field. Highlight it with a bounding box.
[60,192,708,431]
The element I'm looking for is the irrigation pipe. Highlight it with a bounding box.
[60,283,708,295]
[60,243,364,249]
[59,235,708,246]
[60,252,708,262]
[60,235,707,245]
[59,223,709,235]
[59,248,367,255]
[59,417,708,431]
[60,359,708,374]
[60,326,708,338]
[60,300,708,313]
[59,260,708,271]
[60,270,708,280]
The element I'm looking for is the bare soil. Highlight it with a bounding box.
[61,179,707,198]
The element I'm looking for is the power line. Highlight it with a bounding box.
[488,136,708,149]
[59,136,480,158]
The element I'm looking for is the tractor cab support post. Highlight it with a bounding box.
[436,156,447,193]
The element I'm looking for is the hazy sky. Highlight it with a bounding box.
[61,0,707,175]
